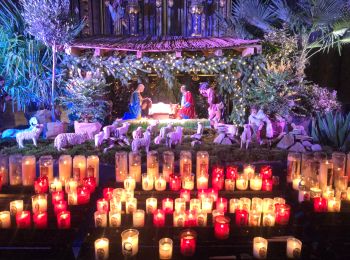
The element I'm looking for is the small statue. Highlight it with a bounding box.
[240,124,252,149]
[248,107,273,143]
[166,126,183,148]
[154,123,173,144]
[16,124,44,149]
[146,120,159,137]
[199,82,224,127]
[131,130,151,153]
[105,0,126,35]
[54,132,90,151]
[191,122,204,140]
[132,127,143,140]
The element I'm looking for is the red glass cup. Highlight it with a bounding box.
[214,215,230,239]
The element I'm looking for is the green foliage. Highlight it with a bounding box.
[312,112,350,151]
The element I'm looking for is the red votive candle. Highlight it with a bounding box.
[16,210,31,228]
[103,187,114,200]
[207,188,218,202]
[34,177,49,194]
[212,175,224,191]
[57,210,71,229]
[180,229,197,257]
[169,175,181,191]
[260,165,272,180]
[314,197,328,212]
[185,210,197,227]
[212,165,224,177]
[83,177,96,193]
[180,189,191,202]
[153,209,165,227]
[214,215,231,240]
[33,212,48,229]
[162,198,174,214]
[0,175,3,191]
[275,203,291,225]
[77,186,90,205]
[54,200,67,215]
[197,189,207,200]
[235,209,248,226]
[216,197,228,213]
[97,198,109,213]
[226,165,238,180]
[262,178,273,191]
[52,191,65,204]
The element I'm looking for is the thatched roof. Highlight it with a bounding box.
[70,36,260,53]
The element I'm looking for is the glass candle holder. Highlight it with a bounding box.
[0,155,8,185]
[162,198,174,214]
[129,152,141,182]
[16,210,31,228]
[226,165,238,180]
[110,197,122,212]
[235,209,248,226]
[115,151,128,182]
[72,155,86,183]
[236,174,248,190]
[240,197,251,212]
[87,155,99,186]
[335,175,348,191]
[33,212,49,229]
[32,194,48,214]
[124,176,136,191]
[250,175,262,191]
[162,151,174,182]
[133,209,145,227]
[54,200,67,216]
[173,210,185,227]
[22,155,36,186]
[103,187,114,201]
[146,197,157,214]
[94,211,107,228]
[58,155,72,184]
[229,198,241,213]
[292,177,301,191]
[310,187,322,199]
[182,174,195,190]
[201,197,213,213]
[9,154,22,186]
[319,160,333,191]
[142,173,154,191]
[159,238,173,260]
[253,237,268,259]
[39,155,54,181]
[65,178,78,193]
[83,177,96,193]
[52,190,64,204]
[50,178,63,193]
[196,151,209,176]
[196,174,208,189]
[249,210,261,227]
[190,198,201,211]
[216,197,228,213]
[214,215,230,239]
[147,150,159,178]
[95,238,109,260]
[197,210,207,227]
[275,204,291,225]
[260,165,272,180]
[262,212,276,227]
[180,151,192,177]
[0,211,11,229]
[262,178,273,191]
[10,200,23,216]
[252,197,263,213]
[212,165,224,177]
[327,197,341,212]
[153,209,165,227]
[77,186,90,205]
[212,172,224,190]
[301,152,314,182]
[332,151,346,178]
[243,164,255,178]
[180,189,191,202]
[109,211,121,227]
[97,198,109,213]
[180,229,197,257]
[35,176,49,194]
[126,198,137,214]
[225,179,235,191]
[57,210,71,229]
[286,237,302,259]
[121,229,139,257]
[185,210,197,227]
[169,174,181,191]
[262,198,274,213]
[175,198,186,212]
[155,175,167,191]
[67,192,77,206]
[207,188,218,202]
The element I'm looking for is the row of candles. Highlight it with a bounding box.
[93,232,302,259]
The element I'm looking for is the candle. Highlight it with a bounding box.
[275,204,291,225]
[197,210,207,227]
[250,175,262,191]
[115,151,128,182]
[146,197,157,214]
[82,177,96,193]
[94,211,107,227]
[185,210,197,227]
[262,198,274,213]
[54,200,67,215]
[287,152,301,183]
[212,165,224,177]
[180,229,197,257]
[57,211,71,229]
[249,210,261,227]
[212,209,224,224]
[162,198,174,214]
[327,197,341,212]
[253,237,268,259]
[110,198,122,212]
[214,216,230,240]
[73,155,86,183]
[175,198,186,212]
[10,200,23,216]
[229,198,241,213]
[103,187,114,200]
[129,152,141,182]
[59,155,72,183]
[50,178,63,192]
[262,178,273,191]
[142,173,154,191]
[159,238,173,260]
[180,151,192,177]
[113,188,126,201]
[274,196,286,205]
[236,174,248,190]
[252,197,263,213]
[125,190,134,201]
[286,237,302,259]
[225,179,235,191]
[197,189,207,201]
[155,175,167,191]
[180,189,191,202]
[32,194,48,214]
[332,152,346,179]
[9,154,22,185]
[0,155,8,185]
[260,165,272,180]
[335,175,348,191]
[95,238,109,260]
[212,174,224,190]
[319,160,333,191]
[77,186,90,204]
[262,212,276,227]
[33,212,47,229]
[87,155,99,186]
[65,178,78,193]
[97,198,109,213]
[126,198,137,214]
[52,191,65,204]
[201,197,213,213]
[243,164,255,178]
[34,176,49,194]
[226,165,238,180]
[22,155,36,186]
[196,174,209,189]
[207,188,218,202]
[124,175,136,191]
[292,178,301,190]
[147,150,159,178]
[16,211,31,228]
[121,229,139,257]
[109,211,121,227]
[163,151,174,181]
[173,211,185,227]
[216,197,227,213]
[68,192,77,205]
[313,197,327,212]
[153,209,165,227]
[240,197,251,212]
[310,187,322,199]
[182,174,195,190]
[133,209,145,227]
[322,186,334,199]
[235,209,248,226]
[190,199,201,211]
[0,211,11,228]
[169,174,181,191]
[196,151,209,176]
[39,155,54,181]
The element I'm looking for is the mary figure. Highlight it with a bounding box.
[123,84,145,120]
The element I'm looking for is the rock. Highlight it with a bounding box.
[33,109,52,124]
[311,144,322,152]
[214,133,226,144]
[302,140,313,147]
[295,135,313,142]
[277,133,294,149]
[46,122,67,139]
[288,142,306,152]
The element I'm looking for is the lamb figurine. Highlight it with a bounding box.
[146,120,159,137]
[240,124,252,149]
[94,131,105,148]
[115,122,130,138]
[54,132,90,151]
[154,123,173,144]
[166,126,183,148]
[131,130,151,153]
[191,122,204,140]
[16,124,44,148]
[132,127,143,140]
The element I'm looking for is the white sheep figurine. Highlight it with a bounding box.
[94,131,105,148]
[54,132,90,151]
[131,130,151,153]
[191,122,204,140]
[132,127,143,140]
[16,124,44,148]
[116,122,130,138]
[166,126,183,148]
[240,124,252,149]
[154,123,173,144]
